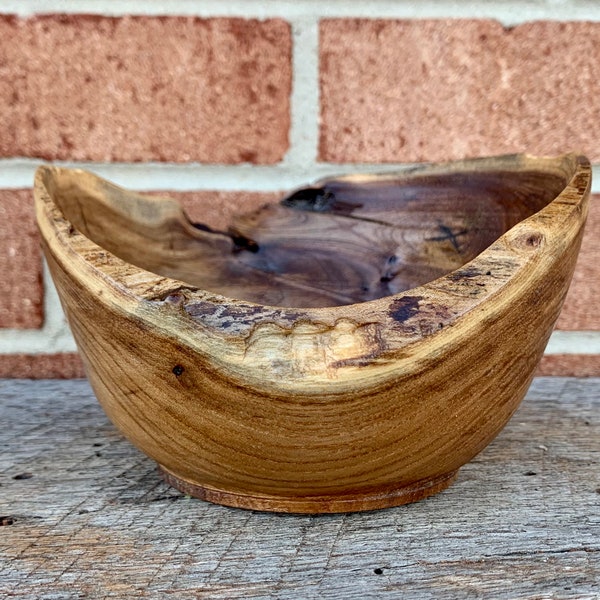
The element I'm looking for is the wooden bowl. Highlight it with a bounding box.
[34,154,590,513]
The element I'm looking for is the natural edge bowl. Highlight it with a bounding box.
[34,153,590,513]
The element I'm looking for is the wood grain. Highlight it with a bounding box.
[1,378,598,599]
[34,154,591,512]
[39,162,568,307]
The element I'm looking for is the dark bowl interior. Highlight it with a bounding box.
[46,166,568,308]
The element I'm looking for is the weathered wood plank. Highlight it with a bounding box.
[1,378,599,599]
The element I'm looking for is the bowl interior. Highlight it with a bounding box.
[45,166,568,308]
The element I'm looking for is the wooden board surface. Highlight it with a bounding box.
[0,377,599,599]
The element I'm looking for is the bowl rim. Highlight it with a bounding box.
[34,152,591,392]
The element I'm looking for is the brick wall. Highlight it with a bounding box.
[1,1,599,377]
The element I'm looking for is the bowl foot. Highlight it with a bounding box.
[158,466,459,513]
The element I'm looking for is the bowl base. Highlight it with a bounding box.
[158,465,459,513]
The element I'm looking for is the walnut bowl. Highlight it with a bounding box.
[34,154,590,513]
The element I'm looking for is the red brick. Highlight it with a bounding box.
[0,353,85,378]
[536,355,600,377]
[0,189,43,328]
[320,19,600,163]
[0,15,291,163]
[557,195,600,330]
